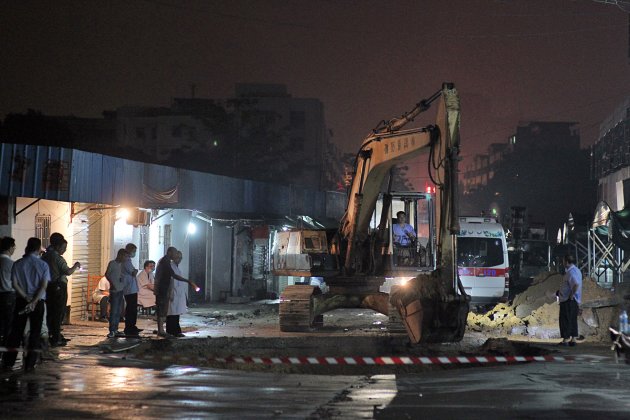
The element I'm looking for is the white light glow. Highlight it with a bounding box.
[187,222,197,234]
[118,208,129,221]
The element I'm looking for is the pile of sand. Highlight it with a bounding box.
[467,272,618,341]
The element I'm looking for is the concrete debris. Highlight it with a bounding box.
[468,272,618,342]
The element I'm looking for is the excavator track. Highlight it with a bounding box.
[279,285,321,332]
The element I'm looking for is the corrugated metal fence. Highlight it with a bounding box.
[0,143,345,221]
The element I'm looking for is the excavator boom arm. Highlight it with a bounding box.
[340,84,461,277]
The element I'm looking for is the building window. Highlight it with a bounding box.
[163,224,172,255]
[172,125,181,138]
[290,111,305,129]
[35,214,51,249]
[139,226,149,264]
[291,136,305,151]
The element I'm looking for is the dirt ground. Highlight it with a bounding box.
[468,272,624,342]
[128,303,551,375]
[64,272,626,375]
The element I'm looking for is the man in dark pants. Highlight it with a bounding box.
[43,237,80,347]
[154,247,197,338]
[1,238,50,372]
[154,247,177,338]
[0,237,16,346]
[557,254,583,346]
[105,249,128,338]
[122,243,141,336]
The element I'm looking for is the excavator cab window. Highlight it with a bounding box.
[371,192,435,272]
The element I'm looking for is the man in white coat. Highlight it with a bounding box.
[166,251,187,337]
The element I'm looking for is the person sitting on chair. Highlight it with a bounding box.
[137,260,156,315]
[393,211,416,246]
[393,211,417,265]
[92,276,110,322]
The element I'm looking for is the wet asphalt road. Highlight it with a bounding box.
[0,351,362,419]
[2,308,630,419]
[1,343,630,419]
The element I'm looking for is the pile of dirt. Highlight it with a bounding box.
[468,272,618,341]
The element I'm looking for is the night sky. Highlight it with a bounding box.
[2,0,629,174]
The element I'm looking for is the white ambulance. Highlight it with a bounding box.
[457,216,509,305]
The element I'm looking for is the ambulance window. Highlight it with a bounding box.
[457,238,504,267]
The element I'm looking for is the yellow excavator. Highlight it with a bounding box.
[271,83,470,343]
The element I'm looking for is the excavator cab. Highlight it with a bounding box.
[371,192,436,275]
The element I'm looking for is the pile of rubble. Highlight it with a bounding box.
[467,272,618,341]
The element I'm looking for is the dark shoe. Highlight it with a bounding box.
[126,327,143,334]
[569,341,577,347]
[174,333,185,338]
[50,340,67,348]
[24,365,36,373]
[557,341,569,346]
[114,331,126,337]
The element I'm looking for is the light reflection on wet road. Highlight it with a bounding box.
[0,353,363,419]
[3,316,630,419]
[3,349,630,419]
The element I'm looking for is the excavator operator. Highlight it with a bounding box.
[393,211,417,266]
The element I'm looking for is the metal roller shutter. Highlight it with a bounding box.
[70,207,103,322]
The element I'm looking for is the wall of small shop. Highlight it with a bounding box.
[12,198,74,308]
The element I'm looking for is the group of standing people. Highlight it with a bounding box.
[104,244,197,339]
[1,233,81,372]
[0,233,198,372]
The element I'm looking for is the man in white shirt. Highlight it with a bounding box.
[2,238,50,372]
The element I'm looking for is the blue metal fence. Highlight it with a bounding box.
[0,142,344,221]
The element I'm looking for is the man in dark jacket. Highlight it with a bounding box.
[42,236,80,347]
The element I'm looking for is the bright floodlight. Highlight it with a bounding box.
[187,222,197,234]
[118,208,129,220]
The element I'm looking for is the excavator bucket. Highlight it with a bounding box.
[395,298,424,344]
[391,274,469,344]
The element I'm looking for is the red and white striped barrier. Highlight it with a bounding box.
[209,355,573,365]
[134,354,575,365]
[0,346,577,365]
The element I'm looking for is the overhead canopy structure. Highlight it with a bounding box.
[592,201,630,254]
[587,201,630,286]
